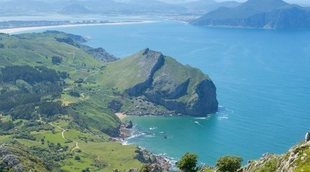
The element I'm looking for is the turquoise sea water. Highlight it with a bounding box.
[45,21,310,165]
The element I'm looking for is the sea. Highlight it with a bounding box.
[32,21,310,165]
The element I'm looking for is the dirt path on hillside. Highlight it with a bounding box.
[37,116,81,152]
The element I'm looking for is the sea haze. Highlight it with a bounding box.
[49,21,310,165]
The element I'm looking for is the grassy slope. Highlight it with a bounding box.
[0,33,100,73]
[0,32,120,131]
[0,31,215,171]
[96,49,156,90]
[0,32,143,171]
[95,49,211,106]
[1,119,142,171]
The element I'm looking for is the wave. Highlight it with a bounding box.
[216,105,231,120]
[194,121,202,126]
[121,140,129,145]
[218,116,229,120]
[194,117,207,120]
[126,131,147,140]
[145,134,155,138]
[149,127,157,130]
[218,105,234,114]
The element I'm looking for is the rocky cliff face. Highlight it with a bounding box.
[0,144,47,172]
[103,49,218,116]
[51,31,118,62]
[126,49,165,96]
[240,140,310,172]
[85,47,118,62]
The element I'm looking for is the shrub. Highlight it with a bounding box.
[93,159,107,169]
[82,168,90,172]
[69,91,80,97]
[74,78,84,84]
[52,56,63,65]
[108,100,123,112]
[177,153,198,172]
[1,65,61,84]
[140,165,151,172]
[14,131,36,141]
[216,156,242,172]
[74,156,81,161]
[39,101,65,117]
[10,103,36,120]
[0,120,14,131]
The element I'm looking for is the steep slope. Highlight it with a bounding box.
[98,49,218,116]
[191,0,310,29]
[240,140,310,171]
[0,31,120,134]
[0,31,218,171]
[0,144,48,172]
[0,32,176,171]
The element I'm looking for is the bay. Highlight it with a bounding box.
[43,21,310,165]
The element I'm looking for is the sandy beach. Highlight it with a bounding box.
[0,21,156,34]
[115,113,127,121]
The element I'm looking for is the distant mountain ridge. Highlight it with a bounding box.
[0,0,240,16]
[60,0,240,15]
[191,0,310,29]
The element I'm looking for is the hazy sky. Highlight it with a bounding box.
[160,0,310,5]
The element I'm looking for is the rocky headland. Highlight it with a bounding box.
[101,48,218,117]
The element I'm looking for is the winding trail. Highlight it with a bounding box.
[72,142,80,152]
[48,123,67,140]
[37,116,81,152]
[61,129,67,140]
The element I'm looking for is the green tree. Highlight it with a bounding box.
[216,156,242,172]
[74,156,81,161]
[177,153,198,172]
[52,56,63,65]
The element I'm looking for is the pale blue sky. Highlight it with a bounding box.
[160,0,310,5]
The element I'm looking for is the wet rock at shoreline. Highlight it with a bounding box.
[305,132,310,142]
[125,121,133,129]
[134,147,170,171]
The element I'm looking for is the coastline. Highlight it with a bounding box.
[114,118,174,171]
[0,20,157,34]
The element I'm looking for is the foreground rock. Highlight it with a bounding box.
[0,144,47,172]
[135,147,170,172]
[240,140,310,171]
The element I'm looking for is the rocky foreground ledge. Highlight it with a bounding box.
[239,132,310,172]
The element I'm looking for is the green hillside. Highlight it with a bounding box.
[0,31,219,171]
[0,31,143,171]
[95,48,218,116]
